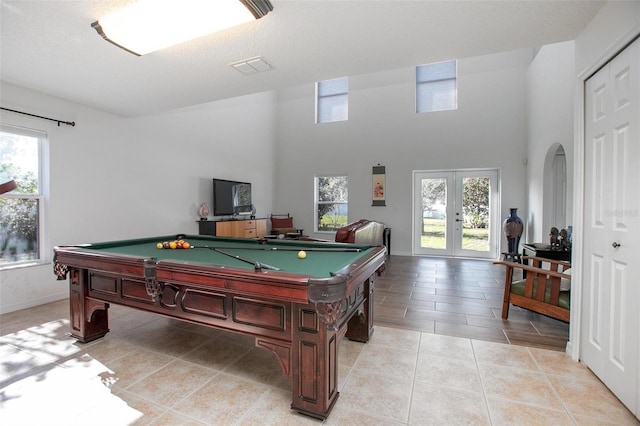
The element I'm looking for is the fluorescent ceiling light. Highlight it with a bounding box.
[92,0,273,56]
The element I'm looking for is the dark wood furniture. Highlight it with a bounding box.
[198,218,267,238]
[495,256,571,323]
[383,227,391,256]
[53,235,386,420]
[522,243,571,262]
[269,213,303,236]
[521,243,571,279]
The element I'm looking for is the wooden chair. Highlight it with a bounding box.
[494,256,571,323]
[270,213,302,236]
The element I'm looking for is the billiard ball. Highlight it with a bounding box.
[156,243,163,249]
[297,250,306,259]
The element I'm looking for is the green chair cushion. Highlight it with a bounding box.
[510,279,571,310]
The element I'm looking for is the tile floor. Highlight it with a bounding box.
[1,255,638,425]
[375,255,571,351]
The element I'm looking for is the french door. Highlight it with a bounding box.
[413,169,499,259]
[581,37,639,418]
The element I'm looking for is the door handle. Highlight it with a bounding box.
[455,219,463,222]
[612,242,621,248]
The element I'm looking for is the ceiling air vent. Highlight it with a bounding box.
[230,56,272,75]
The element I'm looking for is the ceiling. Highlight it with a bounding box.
[0,0,606,117]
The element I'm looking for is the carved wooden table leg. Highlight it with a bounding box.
[68,268,109,343]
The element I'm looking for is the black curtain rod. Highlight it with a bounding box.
[1,107,76,127]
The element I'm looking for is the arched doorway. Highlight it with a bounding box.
[543,144,567,233]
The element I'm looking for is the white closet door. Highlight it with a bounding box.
[582,37,639,418]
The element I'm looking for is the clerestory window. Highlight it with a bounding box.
[316,77,348,123]
[416,60,457,113]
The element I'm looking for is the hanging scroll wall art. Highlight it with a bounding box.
[372,165,386,206]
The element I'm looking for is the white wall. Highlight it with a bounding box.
[575,1,640,76]
[275,49,532,255]
[0,82,277,314]
[525,41,576,243]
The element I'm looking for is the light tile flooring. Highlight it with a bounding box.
[1,261,639,424]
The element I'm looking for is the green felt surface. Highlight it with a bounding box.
[510,279,570,309]
[77,235,374,278]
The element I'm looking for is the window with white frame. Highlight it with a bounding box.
[316,77,348,123]
[315,175,348,232]
[0,126,46,267]
[416,60,457,113]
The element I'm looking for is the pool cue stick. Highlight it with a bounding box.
[265,246,362,252]
[208,247,280,271]
[250,246,363,252]
[190,245,361,253]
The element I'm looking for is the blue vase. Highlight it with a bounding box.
[503,208,523,254]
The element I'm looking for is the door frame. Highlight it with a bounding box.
[570,27,640,362]
[412,168,500,259]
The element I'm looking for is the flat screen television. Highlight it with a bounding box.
[212,178,252,216]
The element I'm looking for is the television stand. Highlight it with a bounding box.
[198,218,267,238]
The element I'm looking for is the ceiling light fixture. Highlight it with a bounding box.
[91,0,273,56]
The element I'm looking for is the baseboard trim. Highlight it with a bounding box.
[0,292,68,315]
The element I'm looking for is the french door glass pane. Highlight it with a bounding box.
[421,178,447,249]
[461,177,490,252]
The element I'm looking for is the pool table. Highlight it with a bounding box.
[53,234,386,419]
